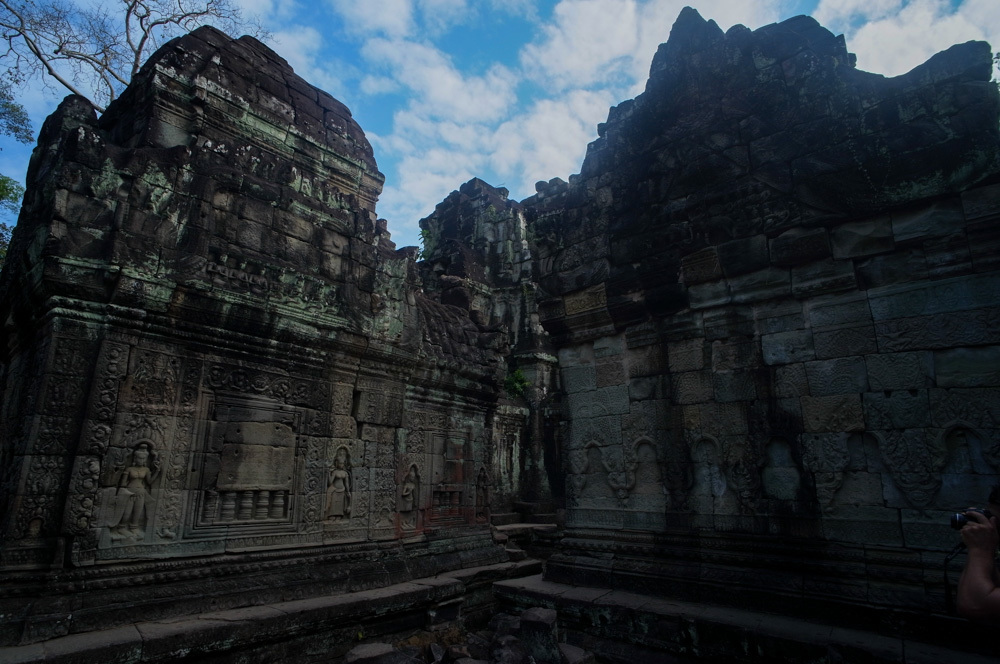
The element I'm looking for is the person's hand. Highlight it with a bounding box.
[961,509,999,553]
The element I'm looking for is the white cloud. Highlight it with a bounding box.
[519,0,789,94]
[360,75,401,95]
[373,86,615,247]
[813,0,904,27]
[233,0,299,24]
[489,0,540,20]
[269,27,350,97]
[520,0,641,92]
[377,147,480,246]
[362,38,517,122]
[837,0,1000,76]
[329,0,416,38]
[629,1,787,94]
[416,0,472,34]
[490,89,616,196]
[371,0,796,247]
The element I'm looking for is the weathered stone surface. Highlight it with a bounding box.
[829,218,894,259]
[345,643,413,664]
[813,323,879,360]
[0,26,512,648]
[762,330,815,366]
[891,199,966,242]
[868,273,1000,321]
[769,227,830,266]
[864,352,933,391]
[804,357,868,396]
[4,4,1000,663]
[801,395,865,433]
[934,346,1000,387]
[519,607,560,664]
[790,258,858,297]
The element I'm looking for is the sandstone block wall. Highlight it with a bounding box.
[521,8,1000,636]
[0,27,514,646]
[3,6,1000,657]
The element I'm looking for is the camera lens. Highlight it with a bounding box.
[951,513,970,529]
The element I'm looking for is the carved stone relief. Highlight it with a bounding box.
[661,430,692,511]
[725,442,762,512]
[204,364,326,410]
[475,466,490,524]
[325,446,353,521]
[762,438,802,501]
[127,351,181,411]
[16,455,69,541]
[938,427,1000,507]
[98,440,162,544]
[398,464,420,530]
[576,443,620,508]
[801,433,850,513]
[877,429,947,508]
[57,340,133,563]
[370,466,397,536]
[626,439,666,515]
[355,377,404,427]
[689,438,730,515]
[190,392,302,540]
[428,433,468,524]
[941,426,999,474]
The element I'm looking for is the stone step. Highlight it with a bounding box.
[524,512,558,524]
[0,560,544,664]
[512,500,558,515]
[490,512,521,526]
[494,574,997,664]
[505,546,528,562]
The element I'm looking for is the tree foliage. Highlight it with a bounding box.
[0,82,30,269]
[0,0,263,112]
[0,0,259,266]
[0,221,11,267]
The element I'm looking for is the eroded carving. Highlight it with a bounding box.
[325,446,353,521]
[475,466,489,524]
[690,438,730,515]
[399,464,420,530]
[762,438,801,501]
[878,429,947,508]
[627,440,666,515]
[100,442,161,543]
[801,433,850,512]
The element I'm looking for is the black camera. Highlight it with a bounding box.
[950,508,993,529]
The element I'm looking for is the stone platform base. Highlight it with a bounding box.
[493,575,997,664]
[0,560,541,664]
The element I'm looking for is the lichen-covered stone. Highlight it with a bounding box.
[0,26,513,647]
[511,6,1000,662]
[4,4,1000,662]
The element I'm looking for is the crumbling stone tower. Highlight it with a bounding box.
[3,6,1000,663]
[494,8,1000,660]
[0,27,517,648]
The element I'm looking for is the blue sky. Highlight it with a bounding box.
[2,0,999,249]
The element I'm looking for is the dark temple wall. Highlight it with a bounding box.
[3,5,1000,657]
[0,27,513,646]
[522,6,1000,640]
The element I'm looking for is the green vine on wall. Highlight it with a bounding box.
[504,368,530,398]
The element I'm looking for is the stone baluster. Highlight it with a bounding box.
[238,491,254,521]
[255,490,270,519]
[220,492,237,522]
[270,491,286,519]
[202,491,219,522]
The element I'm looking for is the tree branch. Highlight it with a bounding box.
[0,0,262,112]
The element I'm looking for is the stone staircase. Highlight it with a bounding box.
[491,501,563,561]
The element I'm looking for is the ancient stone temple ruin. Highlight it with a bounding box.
[2,6,1000,663]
